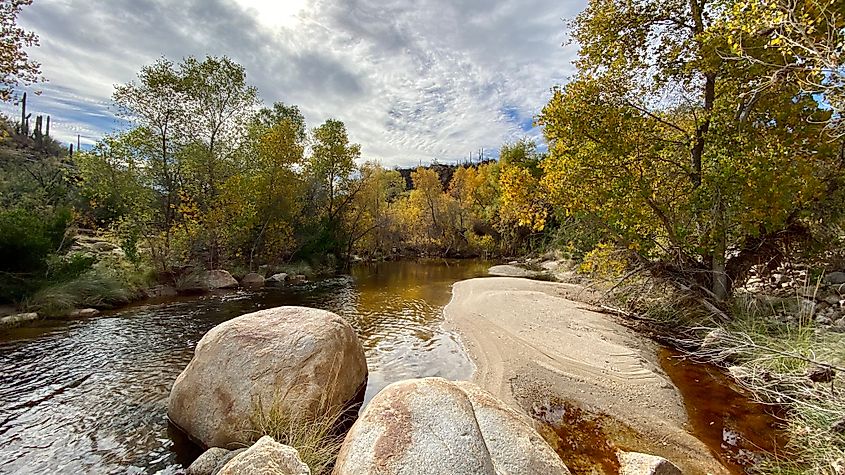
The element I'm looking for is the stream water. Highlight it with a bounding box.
[0,260,784,474]
[0,260,489,474]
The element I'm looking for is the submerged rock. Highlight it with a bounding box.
[69,308,100,318]
[240,272,265,289]
[617,451,682,475]
[168,306,367,448]
[216,436,310,475]
[334,377,569,475]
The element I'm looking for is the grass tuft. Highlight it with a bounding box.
[247,390,350,475]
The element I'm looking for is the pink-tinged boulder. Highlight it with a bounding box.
[333,377,570,475]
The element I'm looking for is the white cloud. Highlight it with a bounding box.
[8,0,583,166]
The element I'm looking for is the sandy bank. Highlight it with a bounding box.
[444,277,728,475]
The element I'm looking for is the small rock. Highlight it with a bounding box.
[240,272,265,289]
[187,447,230,475]
[70,308,100,318]
[212,448,245,475]
[832,418,845,434]
[216,436,310,475]
[807,365,835,383]
[817,316,833,326]
[289,274,307,285]
[146,285,178,298]
[617,451,682,475]
[824,272,845,285]
[824,295,841,306]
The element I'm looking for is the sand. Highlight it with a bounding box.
[443,277,729,475]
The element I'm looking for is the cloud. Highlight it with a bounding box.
[5,0,583,166]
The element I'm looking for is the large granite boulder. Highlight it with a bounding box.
[333,377,570,475]
[203,270,239,289]
[168,306,368,448]
[216,436,310,475]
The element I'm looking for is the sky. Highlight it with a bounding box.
[3,0,584,167]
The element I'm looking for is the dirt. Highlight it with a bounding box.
[443,277,730,475]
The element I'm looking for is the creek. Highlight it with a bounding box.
[0,260,782,474]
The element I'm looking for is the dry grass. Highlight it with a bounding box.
[689,292,845,475]
[247,388,353,475]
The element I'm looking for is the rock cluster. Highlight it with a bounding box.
[742,267,845,330]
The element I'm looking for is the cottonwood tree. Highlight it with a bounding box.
[538,0,842,301]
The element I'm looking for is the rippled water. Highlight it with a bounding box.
[0,259,491,474]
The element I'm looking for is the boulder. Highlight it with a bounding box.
[187,447,231,475]
[333,377,569,475]
[168,306,367,448]
[617,451,682,475]
[240,273,265,289]
[70,308,100,318]
[204,270,239,289]
[181,270,240,292]
[824,272,845,285]
[216,436,310,475]
[266,273,289,286]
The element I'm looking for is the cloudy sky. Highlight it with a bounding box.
[5,0,583,167]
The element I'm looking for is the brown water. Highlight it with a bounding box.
[0,260,490,474]
[530,352,787,475]
[659,350,787,472]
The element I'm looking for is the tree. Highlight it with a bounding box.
[309,119,360,219]
[539,0,842,300]
[113,58,187,232]
[180,56,259,202]
[0,0,40,101]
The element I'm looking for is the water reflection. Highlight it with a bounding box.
[0,259,490,474]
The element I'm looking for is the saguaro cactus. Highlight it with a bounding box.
[20,92,27,136]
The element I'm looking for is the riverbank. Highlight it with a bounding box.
[443,276,729,474]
